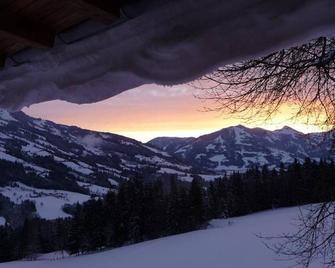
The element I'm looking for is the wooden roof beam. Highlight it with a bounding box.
[70,0,120,24]
[0,11,55,49]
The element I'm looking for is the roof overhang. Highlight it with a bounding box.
[0,0,334,110]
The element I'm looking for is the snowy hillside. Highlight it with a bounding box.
[148,125,333,173]
[0,206,322,268]
[0,109,199,221]
[0,110,192,189]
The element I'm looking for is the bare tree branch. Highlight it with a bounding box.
[196,37,335,131]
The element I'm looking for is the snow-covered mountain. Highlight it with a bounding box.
[149,137,196,153]
[0,110,194,221]
[148,125,333,173]
[0,109,332,222]
[0,109,194,189]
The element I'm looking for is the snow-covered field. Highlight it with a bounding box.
[0,206,322,268]
[0,182,90,219]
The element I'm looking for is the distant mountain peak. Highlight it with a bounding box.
[275,126,302,136]
[220,124,248,132]
[233,124,248,129]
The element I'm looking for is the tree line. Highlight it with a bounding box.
[0,158,334,262]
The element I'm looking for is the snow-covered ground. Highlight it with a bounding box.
[0,206,322,268]
[0,217,5,226]
[0,182,90,219]
[76,182,110,196]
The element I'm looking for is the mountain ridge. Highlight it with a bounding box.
[147,124,333,173]
[149,124,326,143]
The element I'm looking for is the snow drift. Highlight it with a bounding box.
[0,0,335,110]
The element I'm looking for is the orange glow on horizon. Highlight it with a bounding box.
[23,84,326,142]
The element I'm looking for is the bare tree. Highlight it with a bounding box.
[196,36,335,267]
[197,37,335,131]
[261,203,335,267]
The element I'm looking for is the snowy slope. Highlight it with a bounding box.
[0,206,322,268]
[149,125,333,173]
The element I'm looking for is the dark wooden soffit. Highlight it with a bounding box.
[0,0,120,66]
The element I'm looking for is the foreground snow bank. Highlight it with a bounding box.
[0,206,322,268]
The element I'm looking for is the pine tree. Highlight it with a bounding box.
[67,205,83,254]
[167,177,181,234]
[20,219,41,259]
[189,178,205,227]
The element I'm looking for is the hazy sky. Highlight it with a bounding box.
[23,84,323,142]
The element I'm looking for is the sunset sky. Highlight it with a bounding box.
[23,84,324,142]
